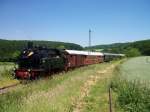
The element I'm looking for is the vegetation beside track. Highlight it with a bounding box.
[0,61,121,112]
[0,62,19,88]
[76,74,113,112]
[72,62,121,112]
[111,56,150,112]
[119,56,150,81]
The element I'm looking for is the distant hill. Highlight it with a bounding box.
[0,39,83,61]
[85,39,150,56]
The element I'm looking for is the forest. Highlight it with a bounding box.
[0,39,83,61]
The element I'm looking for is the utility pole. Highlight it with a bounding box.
[89,29,91,49]
[88,29,91,55]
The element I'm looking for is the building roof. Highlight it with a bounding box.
[65,50,104,56]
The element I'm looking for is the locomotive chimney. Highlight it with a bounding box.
[28,41,33,49]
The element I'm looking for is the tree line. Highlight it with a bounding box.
[0,39,83,62]
[0,39,149,62]
[85,39,150,57]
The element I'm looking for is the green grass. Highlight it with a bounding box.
[0,62,16,79]
[79,60,123,112]
[81,79,110,112]
[111,56,150,112]
[0,62,19,88]
[119,56,150,81]
[0,62,114,112]
[112,76,150,112]
[0,62,15,70]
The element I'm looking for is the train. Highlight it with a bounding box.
[103,53,125,62]
[14,43,125,79]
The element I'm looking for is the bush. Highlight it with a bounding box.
[124,47,141,57]
[112,76,150,112]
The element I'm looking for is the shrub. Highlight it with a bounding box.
[112,76,150,112]
[124,47,141,57]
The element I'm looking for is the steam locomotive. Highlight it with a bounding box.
[14,42,124,79]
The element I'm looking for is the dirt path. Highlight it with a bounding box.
[72,63,118,112]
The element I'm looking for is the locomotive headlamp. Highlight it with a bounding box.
[42,59,46,63]
[28,51,34,57]
[28,69,31,72]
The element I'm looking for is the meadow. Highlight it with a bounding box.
[0,62,15,74]
[0,61,120,112]
[2,57,149,112]
[0,62,19,88]
[112,56,150,112]
[119,56,150,81]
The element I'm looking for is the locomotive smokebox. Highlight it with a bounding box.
[28,41,33,49]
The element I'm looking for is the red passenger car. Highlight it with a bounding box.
[64,50,104,69]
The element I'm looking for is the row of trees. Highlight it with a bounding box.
[0,39,149,62]
[0,39,83,62]
[85,39,150,57]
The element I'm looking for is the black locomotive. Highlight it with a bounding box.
[15,42,67,79]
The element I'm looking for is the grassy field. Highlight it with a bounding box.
[112,56,150,112]
[4,57,150,112]
[0,61,121,112]
[0,62,15,74]
[119,56,150,81]
[0,62,19,88]
[1,56,149,112]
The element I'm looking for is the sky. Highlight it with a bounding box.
[0,0,150,46]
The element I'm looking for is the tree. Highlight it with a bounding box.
[124,47,141,57]
[57,45,65,49]
[12,50,21,59]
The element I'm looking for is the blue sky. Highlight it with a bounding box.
[0,0,150,46]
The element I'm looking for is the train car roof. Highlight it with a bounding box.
[103,53,125,56]
[65,50,104,56]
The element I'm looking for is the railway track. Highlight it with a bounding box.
[0,79,39,95]
[0,82,20,94]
